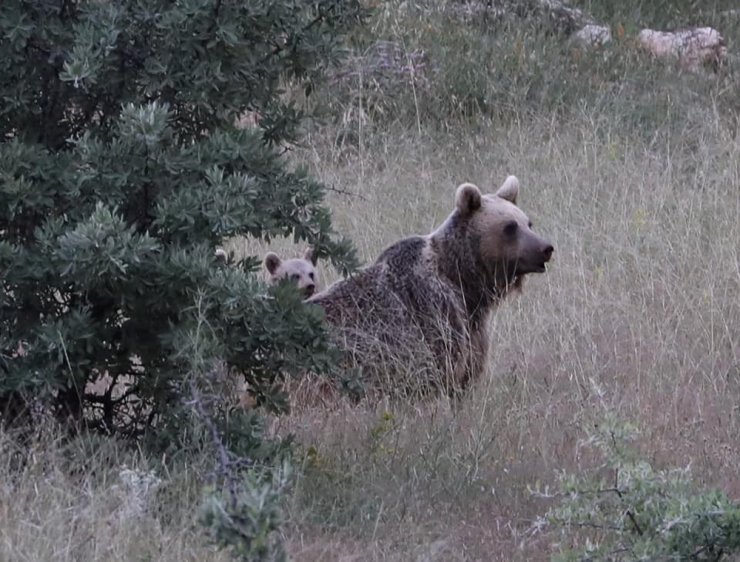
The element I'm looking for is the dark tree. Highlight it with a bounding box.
[0,0,362,437]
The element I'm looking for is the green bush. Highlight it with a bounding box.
[201,460,293,562]
[0,0,363,438]
[533,415,740,561]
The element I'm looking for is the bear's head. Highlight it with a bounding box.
[453,176,553,285]
[264,248,319,298]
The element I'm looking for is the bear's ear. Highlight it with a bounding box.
[264,252,282,275]
[455,183,482,216]
[303,247,317,266]
[495,175,519,204]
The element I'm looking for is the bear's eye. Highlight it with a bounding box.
[528,221,533,228]
[291,273,300,281]
[503,221,518,237]
[309,272,315,280]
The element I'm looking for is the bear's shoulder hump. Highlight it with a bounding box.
[377,236,427,265]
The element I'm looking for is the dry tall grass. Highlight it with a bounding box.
[0,426,230,561]
[2,1,739,560]
[273,109,739,559]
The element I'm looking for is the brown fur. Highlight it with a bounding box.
[308,176,554,398]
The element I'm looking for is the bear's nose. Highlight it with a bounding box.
[305,283,316,296]
[542,244,554,261]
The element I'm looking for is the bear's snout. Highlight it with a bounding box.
[515,234,554,274]
[542,243,554,262]
[535,242,554,271]
[303,283,316,297]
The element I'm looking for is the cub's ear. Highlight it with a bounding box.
[264,252,282,275]
[495,175,519,204]
[455,183,482,217]
[303,247,318,266]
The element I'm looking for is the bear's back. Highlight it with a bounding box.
[308,236,427,326]
[308,236,467,392]
[309,235,466,348]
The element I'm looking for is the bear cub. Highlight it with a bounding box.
[264,248,319,298]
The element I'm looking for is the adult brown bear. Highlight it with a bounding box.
[308,176,554,398]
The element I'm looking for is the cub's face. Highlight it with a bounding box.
[456,176,554,279]
[264,248,318,298]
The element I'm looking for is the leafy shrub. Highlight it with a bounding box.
[0,0,363,438]
[201,460,293,562]
[533,415,740,561]
[2,2,369,558]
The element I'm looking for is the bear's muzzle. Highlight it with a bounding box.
[517,233,554,274]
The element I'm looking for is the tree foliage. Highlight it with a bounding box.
[0,0,363,437]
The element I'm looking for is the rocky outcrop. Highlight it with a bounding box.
[448,0,727,72]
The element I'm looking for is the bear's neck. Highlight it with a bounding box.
[430,224,517,324]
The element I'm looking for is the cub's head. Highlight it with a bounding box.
[264,248,318,298]
[454,176,554,282]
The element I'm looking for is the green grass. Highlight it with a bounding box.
[3,1,740,560]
